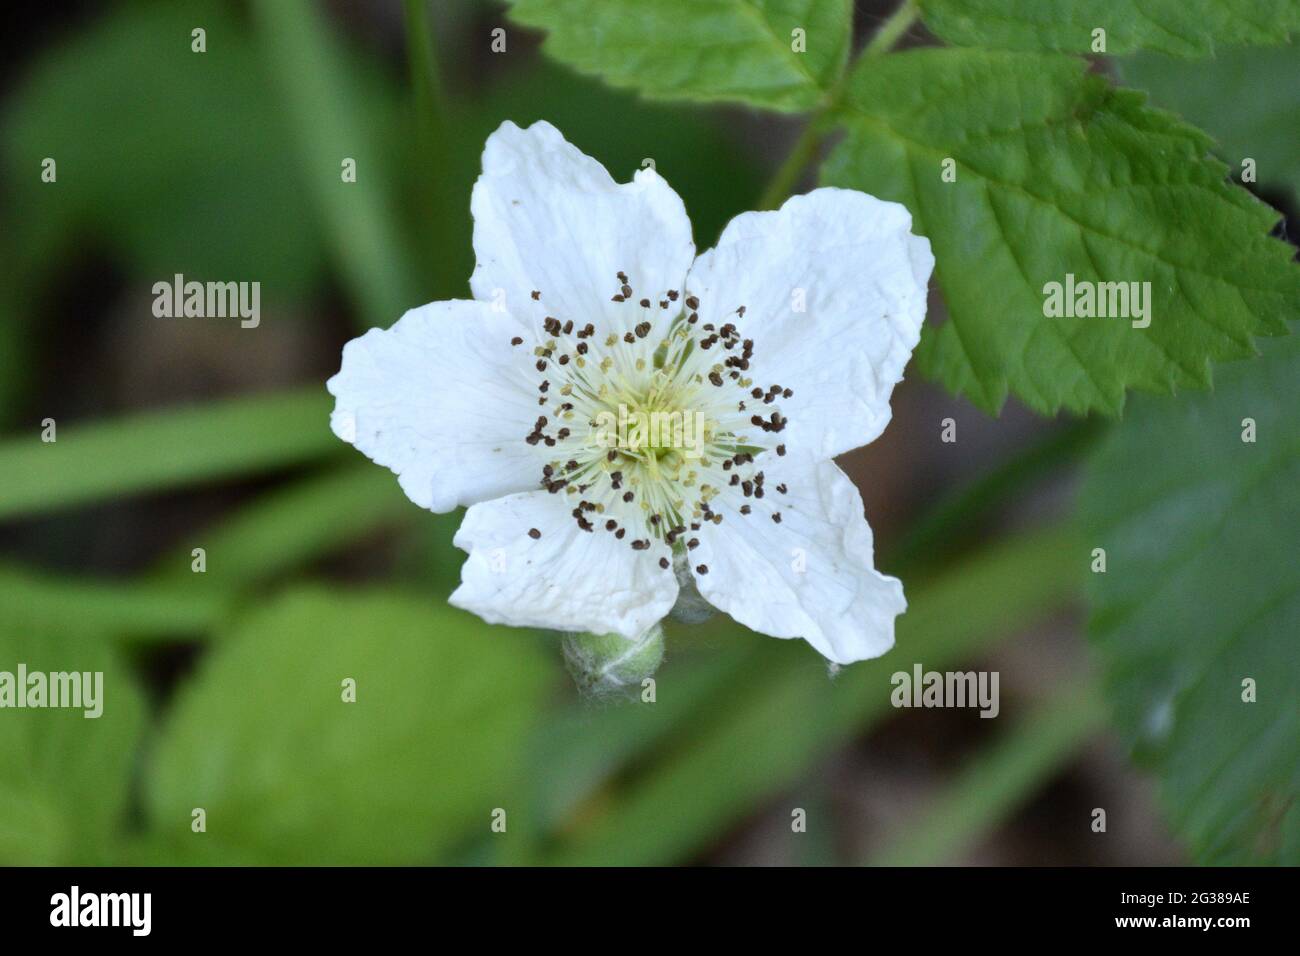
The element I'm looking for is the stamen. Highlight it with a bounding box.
[516,285,792,551]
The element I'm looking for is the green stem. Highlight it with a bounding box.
[755,0,919,211]
[861,0,920,60]
[756,121,828,210]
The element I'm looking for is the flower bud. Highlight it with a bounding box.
[562,623,664,696]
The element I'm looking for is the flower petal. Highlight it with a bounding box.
[327,299,542,513]
[689,454,905,664]
[471,120,695,337]
[686,187,933,459]
[450,490,678,639]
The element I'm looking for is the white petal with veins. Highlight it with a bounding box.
[450,489,677,639]
[471,120,695,340]
[327,299,541,513]
[687,453,905,664]
[687,188,933,460]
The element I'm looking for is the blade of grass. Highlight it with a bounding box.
[401,0,466,297]
[0,563,233,639]
[890,418,1102,573]
[0,388,338,521]
[149,461,411,589]
[251,0,422,327]
[2,464,420,646]
[870,683,1106,865]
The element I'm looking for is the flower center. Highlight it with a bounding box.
[511,272,792,560]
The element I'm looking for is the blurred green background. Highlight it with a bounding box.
[0,0,1295,866]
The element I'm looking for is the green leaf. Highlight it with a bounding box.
[822,49,1299,415]
[1120,45,1300,191]
[508,0,852,111]
[1081,334,1300,864]
[0,388,338,521]
[0,621,146,864]
[144,589,552,864]
[918,0,1299,57]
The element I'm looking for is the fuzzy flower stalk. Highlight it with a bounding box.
[328,121,933,686]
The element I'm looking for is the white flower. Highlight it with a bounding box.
[327,120,933,665]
